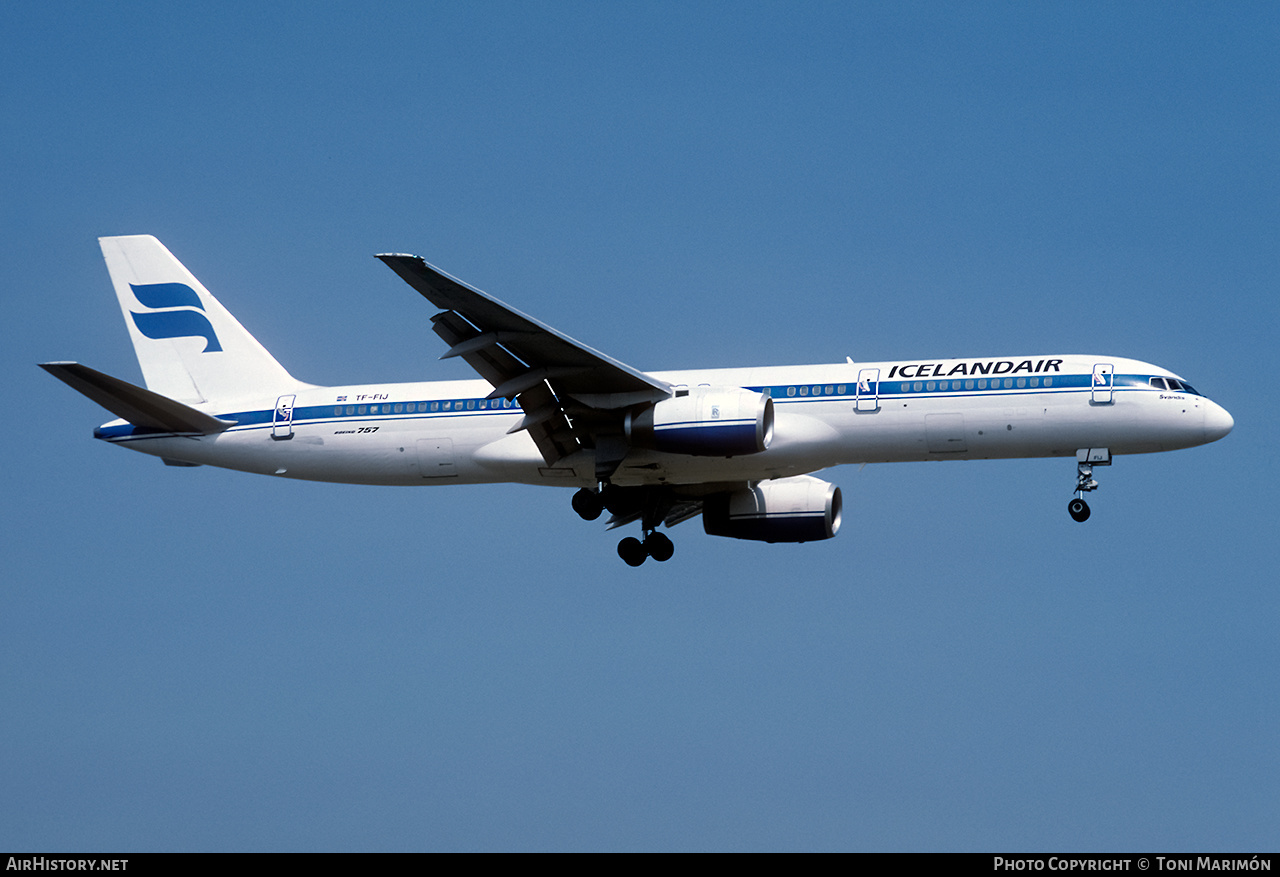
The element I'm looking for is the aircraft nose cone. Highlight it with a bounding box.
[1204,401,1234,443]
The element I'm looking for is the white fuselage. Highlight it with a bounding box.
[95,354,1234,490]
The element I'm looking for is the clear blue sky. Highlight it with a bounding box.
[3,2,1277,851]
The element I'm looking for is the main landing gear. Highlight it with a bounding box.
[573,486,676,566]
[571,486,604,521]
[1068,448,1110,523]
[617,531,674,567]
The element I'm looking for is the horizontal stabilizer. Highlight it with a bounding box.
[39,362,235,434]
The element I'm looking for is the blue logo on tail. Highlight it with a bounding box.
[129,282,222,352]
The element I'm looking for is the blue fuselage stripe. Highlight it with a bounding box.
[95,373,1191,442]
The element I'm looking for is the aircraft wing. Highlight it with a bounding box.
[376,254,671,467]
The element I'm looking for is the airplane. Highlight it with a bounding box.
[42,235,1234,566]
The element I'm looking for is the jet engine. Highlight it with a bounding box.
[625,386,773,457]
[702,475,842,543]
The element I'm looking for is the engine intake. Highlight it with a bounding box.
[626,386,773,457]
[703,475,842,543]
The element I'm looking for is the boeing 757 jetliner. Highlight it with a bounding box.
[42,236,1233,565]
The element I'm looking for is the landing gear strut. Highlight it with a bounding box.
[1069,448,1110,523]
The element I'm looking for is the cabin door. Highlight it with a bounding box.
[272,395,295,439]
[856,368,880,412]
[1091,363,1114,404]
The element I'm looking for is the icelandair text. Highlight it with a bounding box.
[889,359,1064,380]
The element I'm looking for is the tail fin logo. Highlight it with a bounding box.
[129,282,223,353]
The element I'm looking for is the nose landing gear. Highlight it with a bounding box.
[1069,448,1110,523]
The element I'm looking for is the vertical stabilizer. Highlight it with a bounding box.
[99,235,302,404]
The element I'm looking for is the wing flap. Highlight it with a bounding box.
[429,310,522,387]
[426,304,580,464]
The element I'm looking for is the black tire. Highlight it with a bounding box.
[646,531,674,562]
[617,536,647,566]
[572,488,604,521]
[1068,498,1091,522]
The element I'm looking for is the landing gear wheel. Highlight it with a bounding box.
[645,531,674,562]
[617,536,647,566]
[572,488,604,521]
[1068,498,1091,522]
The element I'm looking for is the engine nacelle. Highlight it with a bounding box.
[702,475,842,543]
[625,386,773,457]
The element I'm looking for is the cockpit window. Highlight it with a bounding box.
[1152,376,1202,396]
